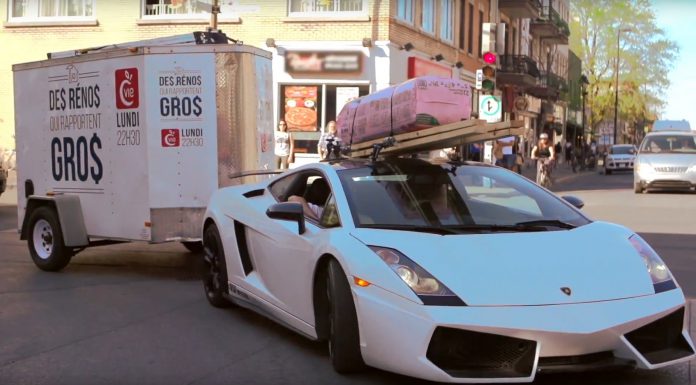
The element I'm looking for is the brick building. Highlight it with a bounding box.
[0,0,570,156]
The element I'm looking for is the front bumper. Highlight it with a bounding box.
[605,158,634,171]
[353,285,694,383]
[635,168,696,190]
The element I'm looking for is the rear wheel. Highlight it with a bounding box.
[27,206,72,271]
[326,259,364,373]
[202,224,232,308]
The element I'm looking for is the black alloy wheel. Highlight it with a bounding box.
[202,224,231,308]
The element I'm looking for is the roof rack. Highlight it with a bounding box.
[348,119,524,159]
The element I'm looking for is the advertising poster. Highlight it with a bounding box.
[336,86,359,116]
[284,86,318,131]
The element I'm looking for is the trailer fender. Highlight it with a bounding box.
[21,195,89,247]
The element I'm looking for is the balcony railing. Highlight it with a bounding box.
[499,55,540,78]
[498,0,541,19]
[289,0,365,13]
[537,71,567,90]
[530,5,570,42]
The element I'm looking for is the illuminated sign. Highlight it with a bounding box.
[285,51,363,75]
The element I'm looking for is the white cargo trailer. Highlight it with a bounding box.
[13,31,275,271]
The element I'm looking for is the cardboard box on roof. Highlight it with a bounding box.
[337,76,472,146]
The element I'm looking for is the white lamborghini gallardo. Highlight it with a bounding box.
[200,157,694,383]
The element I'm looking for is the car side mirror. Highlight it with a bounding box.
[266,202,306,234]
[561,195,584,209]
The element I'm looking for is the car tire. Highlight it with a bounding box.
[326,259,364,373]
[605,168,612,175]
[182,241,204,253]
[27,206,73,272]
[634,182,644,194]
[202,224,232,308]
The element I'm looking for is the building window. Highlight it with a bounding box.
[143,0,237,19]
[478,9,484,57]
[396,0,414,23]
[9,0,95,21]
[421,0,435,34]
[467,3,474,54]
[439,0,454,43]
[458,0,465,50]
[288,0,366,17]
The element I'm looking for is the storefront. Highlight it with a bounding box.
[269,42,374,159]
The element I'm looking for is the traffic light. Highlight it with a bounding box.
[481,52,496,94]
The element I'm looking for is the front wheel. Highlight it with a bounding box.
[202,224,232,308]
[605,168,612,175]
[326,259,364,373]
[182,241,204,253]
[27,206,73,271]
[634,182,644,194]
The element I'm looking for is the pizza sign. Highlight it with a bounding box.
[284,86,318,131]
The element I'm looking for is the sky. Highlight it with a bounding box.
[650,0,696,128]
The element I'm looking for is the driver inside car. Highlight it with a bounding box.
[288,177,331,221]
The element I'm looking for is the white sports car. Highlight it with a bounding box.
[201,157,694,383]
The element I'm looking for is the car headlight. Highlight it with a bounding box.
[635,163,652,173]
[688,164,696,172]
[369,246,466,306]
[628,234,677,293]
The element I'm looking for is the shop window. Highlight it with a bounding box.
[396,0,414,24]
[421,0,435,34]
[142,0,237,19]
[288,0,366,17]
[280,84,369,154]
[9,0,95,21]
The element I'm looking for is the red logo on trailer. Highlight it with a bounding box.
[161,129,180,147]
[115,68,139,109]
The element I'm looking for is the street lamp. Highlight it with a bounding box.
[580,74,589,165]
[614,27,633,145]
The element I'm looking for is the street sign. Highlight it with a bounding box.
[475,69,483,90]
[479,95,501,123]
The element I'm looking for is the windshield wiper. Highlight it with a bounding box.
[514,219,576,229]
[444,224,545,233]
[359,224,460,235]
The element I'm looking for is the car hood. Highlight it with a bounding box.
[637,153,696,167]
[351,221,656,306]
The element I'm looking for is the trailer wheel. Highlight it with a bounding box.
[181,241,204,253]
[27,206,72,271]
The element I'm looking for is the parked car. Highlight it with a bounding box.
[634,131,696,193]
[604,144,637,175]
[201,157,694,383]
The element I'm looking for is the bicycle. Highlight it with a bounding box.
[536,159,553,188]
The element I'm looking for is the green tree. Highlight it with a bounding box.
[570,0,678,141]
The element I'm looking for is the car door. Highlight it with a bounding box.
[242,169,335,326]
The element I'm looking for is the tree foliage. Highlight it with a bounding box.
[570,0,678,137]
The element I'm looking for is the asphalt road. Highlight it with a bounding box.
[1,170,695,385]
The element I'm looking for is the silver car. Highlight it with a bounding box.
[634,131,696,193]
[604,144,637,175]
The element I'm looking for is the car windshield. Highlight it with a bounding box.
[639,135,696,153]
[337,159,590,232]
[610,146,635,155]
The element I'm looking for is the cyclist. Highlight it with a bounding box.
[531,133,556,187]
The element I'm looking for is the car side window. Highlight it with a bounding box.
[319,193,341,228]
[268,174,297,202]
